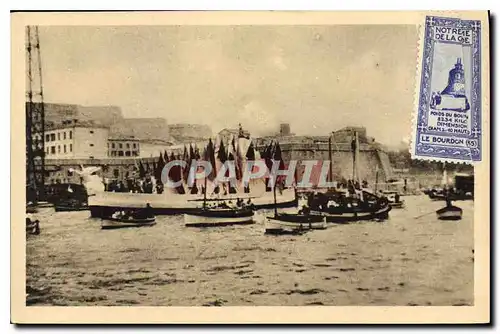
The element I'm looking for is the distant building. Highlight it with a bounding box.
[108,136,140,158]
[255,126,393,184]
[218,125,251,145]
[44,119,109,160]
[139,139,176,158]
[110,118,170,142]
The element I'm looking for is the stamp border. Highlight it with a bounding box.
[411,15,482,164]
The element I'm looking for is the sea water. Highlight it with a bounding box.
[26,195,474,306]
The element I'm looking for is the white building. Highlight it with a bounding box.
[108,136,140,158]
[44,120,109,159]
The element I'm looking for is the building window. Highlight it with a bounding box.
[119,143,123,149]
[51,146,55,154]
[57,133,60,140]
[58,145,61,153]
[45,134,50,142]
[113,169,119,178]
[118,151,124,157]
[89,156,94,159]
[126,143,130,148]
[89,143,94,147]
[64,145,67,153]
[69,144,72,152]
[69,131,72,139]
[133,151,138,156]
[63,132,66,140]
[51,133,55,141]
[125,151,131,156]
[112,143,115,149]
[133,143,136,148]
[90,130,94,134]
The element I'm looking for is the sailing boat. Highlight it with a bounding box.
[264,142,327,234]
[184,138,255,227]
[309,130,391,223]
[436,162,462,221]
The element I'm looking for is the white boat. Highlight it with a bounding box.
[184,207,255,227]
[89,188,297,218]
[264,213,327,234]
[101,216,156,229]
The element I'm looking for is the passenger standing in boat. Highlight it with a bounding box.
[144,203,154,218]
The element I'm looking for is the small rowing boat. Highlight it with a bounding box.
[102,204,156,229]
[264,213,327,234]
[436,205,463,221]
[101,216,156,229]
[184,207,255,227]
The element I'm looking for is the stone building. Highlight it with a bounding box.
[255,126,393,185]
[44,120,109,160]
[108,136,140,158]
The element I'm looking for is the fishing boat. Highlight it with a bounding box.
[263,172,327,234]
[26,219,40,235]
[264,213,327,234]
[436,204,463,220]
[101,216,156,229]
[435,163,463,221]
[101,205,156,229]
[52,183,89,212]
[26,212,40,235]
[184,138,257,228]
[89,188,296,218]
[307,131,391,223]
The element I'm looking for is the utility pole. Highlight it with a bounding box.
[26,26,46,204]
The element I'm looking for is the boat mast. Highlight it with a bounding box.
[351,130,357,184]
[273,176,278,217]
[328,134,333,189]
[203,172,208,209]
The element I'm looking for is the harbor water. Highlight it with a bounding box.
[26,195,474,306]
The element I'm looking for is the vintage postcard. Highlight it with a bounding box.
[11,11,490,324]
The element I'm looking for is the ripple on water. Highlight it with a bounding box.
[26,197,474,306]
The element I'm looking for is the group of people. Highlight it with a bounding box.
[204,198,254,210]
[111,203,155,220]
[105,177,164,194]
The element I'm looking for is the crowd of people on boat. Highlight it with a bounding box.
[105,177,164,194]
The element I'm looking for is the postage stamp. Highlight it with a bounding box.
[412,15,482,163]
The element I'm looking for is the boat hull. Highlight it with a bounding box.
[389,201,405,209]
[264,214,327,234]
[184,209,255,227]
[89,189,297,218]
[55,205,89,212]
[311,205,391,223]
[436,206,463,221]
[101,217,156,229]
